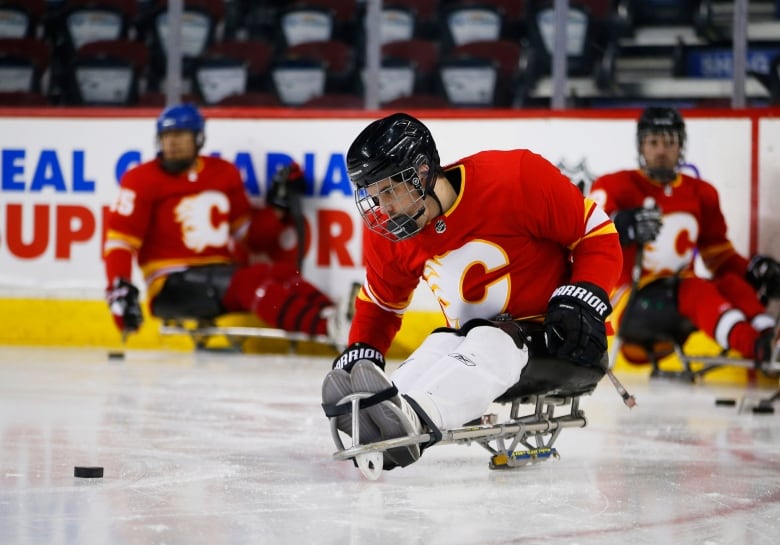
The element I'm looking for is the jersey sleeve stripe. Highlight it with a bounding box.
[699,241,738,270]
[569,200,618,250]
[364,282,410,314]
[105,230,142,251]
[583,198,613,234]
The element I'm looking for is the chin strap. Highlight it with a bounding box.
[387,205,427,239]
[426,190,445,217]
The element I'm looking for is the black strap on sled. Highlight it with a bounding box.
[403,394,443,450]
[321,385,399,417]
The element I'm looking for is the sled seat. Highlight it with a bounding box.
[495,323,606,403]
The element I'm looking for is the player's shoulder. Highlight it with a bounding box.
[120,158,161,185]
[201,154,233,167]
[455,149,556,181]
[592,169,634,188]
[125,157,158,174]
[201,155,242,184]
[680,171,711,185]
[201,155,239,171]
[680,172,718,195]
[459,148,537,164]
[594,169,634,182]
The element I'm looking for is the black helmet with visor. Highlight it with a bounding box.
[346,113,441,242]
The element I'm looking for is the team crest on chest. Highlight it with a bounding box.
[434,219,446,234]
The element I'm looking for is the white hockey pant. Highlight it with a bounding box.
[391,324,529,430]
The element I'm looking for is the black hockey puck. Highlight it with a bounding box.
[74,466,104,478]
[107,351,125,360]
[715,398,736,406]
[752,404,775,414]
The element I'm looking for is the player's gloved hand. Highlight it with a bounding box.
[613,205,662,246]
[544,282,611,367]
[267,162,306,213]
[746,254,780,302]
[332,342,385,373]
[106,278,143,334]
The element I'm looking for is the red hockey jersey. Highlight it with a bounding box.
[351,149,622,354]
[103,156,252,295]
[589,169,748,289]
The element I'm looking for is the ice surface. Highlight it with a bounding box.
[1,346,779,545]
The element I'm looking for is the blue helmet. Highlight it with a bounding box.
[156,103,205,138]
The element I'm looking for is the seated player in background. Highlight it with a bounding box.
[103,103,349,343]
[588,106,780,365]
[321,112,622,470]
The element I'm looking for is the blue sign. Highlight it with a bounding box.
[685,47,780,78]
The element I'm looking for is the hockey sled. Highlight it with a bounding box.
[611,278,780,382]
[324,327,613,480]
[159,314,341,353]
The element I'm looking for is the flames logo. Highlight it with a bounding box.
[174,191,230,252]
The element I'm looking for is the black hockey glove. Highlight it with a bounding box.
[106,278,143,334]
[544,282,611,367]
[613,205,662,246]
[332,342,385,373]
[746,254,780,303]
[267,162,306,213]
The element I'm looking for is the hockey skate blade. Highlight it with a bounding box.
[355,452,384,480]
[333,433,431,461]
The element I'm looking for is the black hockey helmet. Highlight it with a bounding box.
[347,113,443,242]
[346,112,441,194]
[636,106,686,149]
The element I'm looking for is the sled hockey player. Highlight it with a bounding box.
[589,106,780,367]
[321,112,623,471]
[103,103,348,343]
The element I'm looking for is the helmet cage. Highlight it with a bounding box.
[637,129,685,182]
[638,128,684,151]
[637,108,686,182]
[355,165,426,242]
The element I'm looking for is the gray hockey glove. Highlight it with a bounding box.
[746,254,780,303]
[332,342,385,373]
[544,282,611,367]
[106,278,143,334]
[613,205,662,246]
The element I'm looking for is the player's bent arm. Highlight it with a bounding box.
[701,242,749,279]
[103,240,143,334]
[349,297,403,355]
[103,238,137,290]
[569,201,622,295]
[696,181,747,277]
